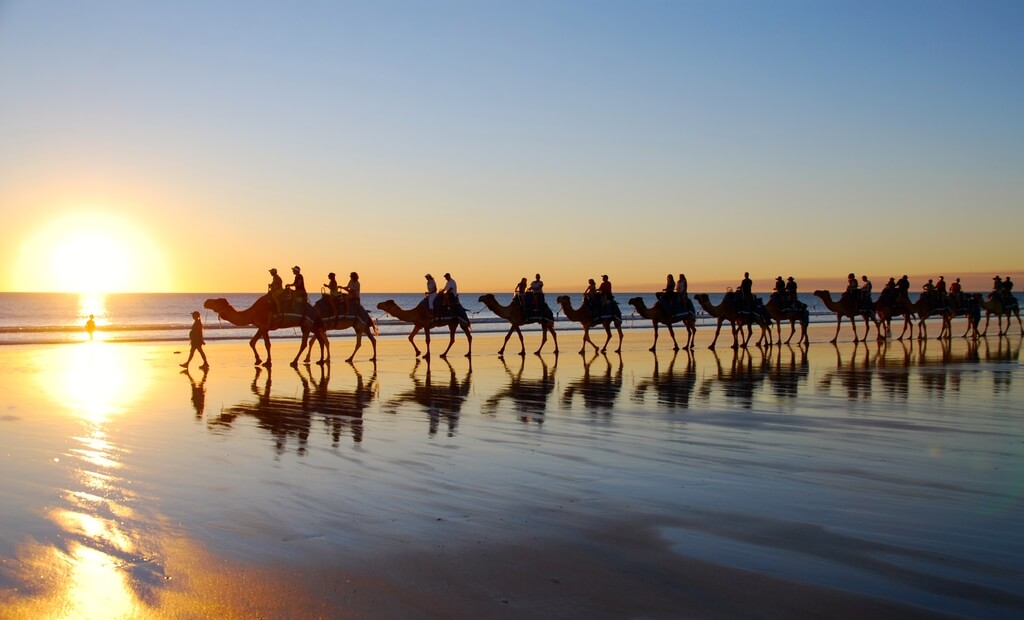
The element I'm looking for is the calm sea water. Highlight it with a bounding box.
[5,290,1002,346]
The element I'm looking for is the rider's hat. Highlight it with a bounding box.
[292,265,300,272]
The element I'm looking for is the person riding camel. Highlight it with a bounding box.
[268,268,284,315]
[424,274,438,313]
[773,276,786,306]
[530,274,545,311]
[785,276,800,309]
[440,272,458,312]
[922,278,936,308]
[1003,276,1016,306]
[285,266,306,313]
[949,277,963,307]
[599,275,613,310]
[860,275,873,310]
[583,278,599,313]
[662,274,677,310]
[512,277,526,311]
[739,272,753,313]
[324,272,340,315]
[341,271,360,315]
[936,276,947,306]
[845,273,859,302]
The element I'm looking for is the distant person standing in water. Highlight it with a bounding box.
[85,314,96,340]
[180,311,209,370]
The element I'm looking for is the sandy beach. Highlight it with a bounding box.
[1,323,1021,618]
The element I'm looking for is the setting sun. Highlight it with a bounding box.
[14,212,171,293]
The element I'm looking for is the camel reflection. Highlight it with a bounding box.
[307,363,376,446]
[632,349,698,410]
[483,355,557,424]
[210,363,375,455]
[765,345,809,400]
[698,348,770,409]
[561,352,623,413]
[818,342,878,400]
[384,357,471,437]
[876,339,912,400]
[984,335,1021,394]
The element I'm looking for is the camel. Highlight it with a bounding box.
[204,294,325,367]
[478,294,558,356]
[975,293,1022,336]
[376,298,471,359]
[946,295,981,339]
[812,290,880,344]
[555,295,623,354]
[764,296,809,345]
[692,293,770,350]
[874,292,916,340]
[628,297,696,351]
[307,295,378,363]
[903,293,952,340]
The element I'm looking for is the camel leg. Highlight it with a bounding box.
[539,324,557,355]
[423,327,432,360]
[366,332,377,362]
[917,318,928,340]
[438,325,457,359]
[261,332,272,367]
[830,317,842,344]
[498,327,516,356]
[320,332,331,364]
[579,326,594,355]
[614,322,623,353]
[463,326,473,357]
[666,324,679,351]
[347,331,361,363]
[249,332,263,365]
[599,324,612,354]
[409,326,423,357]
[291,331,308,367]
[650,322,659,352]
[708,320,723,350]
[1014,311,1022,333]
[688,321,696,349]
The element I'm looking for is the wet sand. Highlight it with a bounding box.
[0,322,1022,618]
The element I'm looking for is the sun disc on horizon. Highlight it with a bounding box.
[16,212,171,294]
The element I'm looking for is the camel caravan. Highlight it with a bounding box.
[201,268,1021,366]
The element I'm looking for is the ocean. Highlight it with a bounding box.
[0,291,1015,345]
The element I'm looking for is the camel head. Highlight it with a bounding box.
[692,293,711,309]
[555,295,571,306]
[376,300,397,312]
[478,294,497,306]
[203,298,231,316]
[627,297,645,309]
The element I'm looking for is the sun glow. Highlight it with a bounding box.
[15,211,171,293]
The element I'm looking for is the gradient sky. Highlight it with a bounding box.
[1,1,1021,293]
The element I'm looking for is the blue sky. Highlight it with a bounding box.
[1,1,1021,292]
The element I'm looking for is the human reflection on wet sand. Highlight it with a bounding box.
[632,349,698,410]
[182,366,208,419]
[561,351,623,413]
[384,357,471,437]
[482,355,557,424]
[698,348,771,409]
[210,363,376,454]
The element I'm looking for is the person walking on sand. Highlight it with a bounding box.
[180,311,209,370]
[85,314,96,340]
